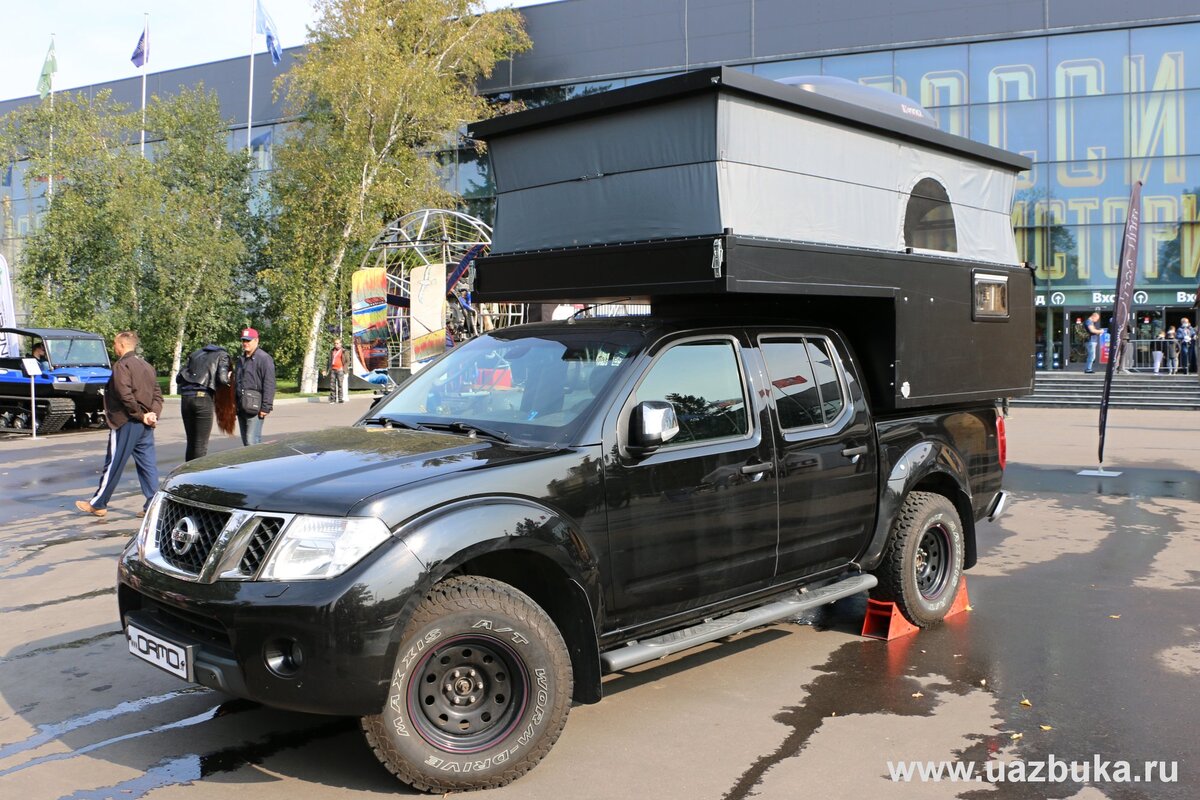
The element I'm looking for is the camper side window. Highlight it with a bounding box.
[904,178,957,253]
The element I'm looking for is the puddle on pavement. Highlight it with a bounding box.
[54,718,354,800]
[724,474,1198,800]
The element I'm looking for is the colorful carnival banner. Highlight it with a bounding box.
[351,267,389,378]
[408,262,446,366]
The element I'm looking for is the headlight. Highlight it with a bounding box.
[259,516,392,581]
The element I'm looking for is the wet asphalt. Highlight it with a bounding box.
[0,403,1196,799]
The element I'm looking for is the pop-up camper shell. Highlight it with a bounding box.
[468,67,1035,409]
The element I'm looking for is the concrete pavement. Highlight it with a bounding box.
[0,405,1196,799]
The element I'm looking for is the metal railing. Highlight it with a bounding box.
[1042,338,1199,373]
[1108,337,1197,374]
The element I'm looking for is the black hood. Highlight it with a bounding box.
[164,427,556,515]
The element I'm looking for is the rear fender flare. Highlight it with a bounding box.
[858,442,975,571]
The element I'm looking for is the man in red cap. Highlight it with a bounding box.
[235,327,276,445]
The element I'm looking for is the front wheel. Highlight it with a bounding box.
[871,491,965,627]
[362,576,573,793]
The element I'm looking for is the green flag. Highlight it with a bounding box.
[37,40,57,100]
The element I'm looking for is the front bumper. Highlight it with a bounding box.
[117,536,424,717]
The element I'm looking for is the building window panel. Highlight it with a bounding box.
[1048,29,1129,97]
[457,148,494,199]
[822,51,896,93]
[1130,23,1200,93]
[753,58,821,81]
[968,99,1048,164]
[969,37,1047,103]
[894,45,969,106]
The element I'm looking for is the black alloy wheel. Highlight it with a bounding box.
[362,576,573,793]
[871,490,965,627]
[914,523,952,600]
[408,635,527,753]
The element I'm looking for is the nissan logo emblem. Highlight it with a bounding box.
[170,516,200,556]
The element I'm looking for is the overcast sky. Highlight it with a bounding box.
[1,0,552,103]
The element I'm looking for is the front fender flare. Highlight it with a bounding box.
[392,497,604,704]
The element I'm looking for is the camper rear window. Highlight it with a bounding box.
[973,273,1009,320]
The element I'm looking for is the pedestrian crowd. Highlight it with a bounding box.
[1080,313,1198,375]
[74,326,347,518]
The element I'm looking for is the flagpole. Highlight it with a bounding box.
[48,34,54,201]
[140,13,148,157]
[247,0,256,155]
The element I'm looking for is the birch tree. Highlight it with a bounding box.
[144,87,254,393]
[265,0,529,391]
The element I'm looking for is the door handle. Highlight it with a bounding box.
[741,462,773,475]
[841,445,868,464]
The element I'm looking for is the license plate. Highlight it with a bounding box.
[126,623,193,681]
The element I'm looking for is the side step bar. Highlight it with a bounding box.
[600,573,878,673]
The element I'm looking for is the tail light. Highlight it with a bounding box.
[996,413,1007,471]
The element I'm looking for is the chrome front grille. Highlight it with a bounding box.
[155,499,232,574]
[239,516,285,576]
[142,495,292,583]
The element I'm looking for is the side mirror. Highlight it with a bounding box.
[627,400,679,457]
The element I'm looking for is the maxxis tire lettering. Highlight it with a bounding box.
[387,628,445,738]
[361,576,572,792]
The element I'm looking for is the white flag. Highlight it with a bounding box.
[0,255,18,357]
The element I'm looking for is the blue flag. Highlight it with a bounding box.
[256,0,282,66]
[131,28,148,68]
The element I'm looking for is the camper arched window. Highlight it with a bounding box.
[904,178,957,253]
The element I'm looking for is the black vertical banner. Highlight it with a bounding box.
[1098,181,1143,465]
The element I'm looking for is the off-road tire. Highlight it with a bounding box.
[871,491,964,627]
[362,576,573,793]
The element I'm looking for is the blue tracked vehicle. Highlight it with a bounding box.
[0,327,112,434]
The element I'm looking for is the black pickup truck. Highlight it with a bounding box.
[118,313,1009,792]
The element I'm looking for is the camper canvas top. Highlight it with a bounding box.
[468,66,1031,263]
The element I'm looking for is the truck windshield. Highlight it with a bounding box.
[369,329,645,445]
[44,338,110,368]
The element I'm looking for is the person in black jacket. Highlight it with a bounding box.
[235,327,276,446]
[177,343,233,460]
[76,331,162,517]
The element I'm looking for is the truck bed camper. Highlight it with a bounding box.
[469,66,1035,408]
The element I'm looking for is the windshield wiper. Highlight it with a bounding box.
[424,421,512,443]
[361,417,431,432]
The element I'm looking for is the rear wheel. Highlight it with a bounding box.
[872,491,964,627]
[362,576,573,793]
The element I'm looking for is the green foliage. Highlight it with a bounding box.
[0,87,258,375]
[0,92,153,341]
[264,0,530,389]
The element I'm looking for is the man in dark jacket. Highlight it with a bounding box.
[76,331,163,517]
[236,327,276,446]
[177,343,232,461]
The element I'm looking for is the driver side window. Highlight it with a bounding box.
[634,339,748,446]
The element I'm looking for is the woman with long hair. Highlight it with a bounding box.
[176,344,235,461]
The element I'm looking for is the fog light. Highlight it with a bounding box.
[264,638,304,678]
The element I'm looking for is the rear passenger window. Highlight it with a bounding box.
[761,338,847,429]
[806,339,845,421]
[635,340,748,446]
[759,341,822,429]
